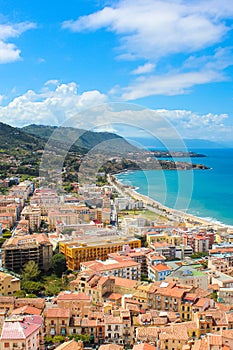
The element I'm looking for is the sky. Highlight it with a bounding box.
[0,0,233,144]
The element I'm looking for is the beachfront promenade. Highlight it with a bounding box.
[107,174,220,228]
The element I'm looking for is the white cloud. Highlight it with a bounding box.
[117,46,233,99]
[45,79,60,86]
[63,0,233,99]
[63,0,233,60]
[121,69,224,99]
[0,82,108,127]
[0,86,231,142]
[0,21,36,63]
[131,63,155,75]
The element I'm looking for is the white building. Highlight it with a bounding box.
[80,258,141,280]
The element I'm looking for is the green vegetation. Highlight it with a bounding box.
[43,275,66,296]
[20,259,69,297]
[211,291,218,302]
[51,253,67,277]
[21,261,42,295]
[68,334,90,343]
[45,335,65,345]
[190,252,209,259]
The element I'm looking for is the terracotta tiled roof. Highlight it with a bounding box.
[46,307,70,318]
[104,315,122,324]
[193,297,209,308]
[113,276,138,288]
[57,292,90,301]
[104,292,122,300]
[55,339,83,350]
[133,343,156,350]
[15,298,45,310]
[183,293,198,301]
[151,263,170,272]
[11,305,42,316]
[99,345,123,350]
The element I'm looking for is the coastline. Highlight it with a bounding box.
[108,174,230,230]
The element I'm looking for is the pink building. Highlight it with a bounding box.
[0,315,44,350]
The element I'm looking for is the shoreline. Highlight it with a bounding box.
[108,174,231,230]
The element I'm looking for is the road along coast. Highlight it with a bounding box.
[107,174,225,229]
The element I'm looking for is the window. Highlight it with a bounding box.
[4,343,9,348]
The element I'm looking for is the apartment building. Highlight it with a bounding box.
[148,281,191,314]
[70,271,140,304]
[30,188,59,213]
[21,205,41,231]
[2,233,53,272]
[148,263,171,282]
[60,236,141,270]
[109,247,151,276]
[56,292,91,318]
[104,315,123,344]
[80,258,141,280]
[45,308,70,337]
[183,232,214,253]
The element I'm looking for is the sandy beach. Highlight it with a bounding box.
[107,174,226,229]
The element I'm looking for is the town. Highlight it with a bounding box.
[0,174,232,350]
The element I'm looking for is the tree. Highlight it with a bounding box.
[21,260,41,282]
[45,282,61,297]
[68,334,90,343]
[22,281,43,295]
[52,336,65,344]
[51,253,67,277]
[13,290,26,297]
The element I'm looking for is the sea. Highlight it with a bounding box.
[116,148,233,227]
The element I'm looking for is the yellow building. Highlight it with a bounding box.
[0,271,20,296]
[60,236,141,270]
[165,233,183,246]
[146,232,166,246]
[133,283,151,308]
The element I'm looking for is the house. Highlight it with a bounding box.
[45,307,70,337]
[148,263,171,281]
[0,315,44,350]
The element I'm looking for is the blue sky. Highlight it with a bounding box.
[0,0,233,144]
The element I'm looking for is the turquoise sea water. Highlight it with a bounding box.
[116,148,233,226]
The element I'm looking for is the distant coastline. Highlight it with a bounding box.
[113,148,233,227]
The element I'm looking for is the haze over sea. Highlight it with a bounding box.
[116,148,233,226]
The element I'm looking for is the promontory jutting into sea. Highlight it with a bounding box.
[116,147,233,227]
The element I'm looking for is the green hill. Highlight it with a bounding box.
[22,124,138,153]
[0,122,44,151]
